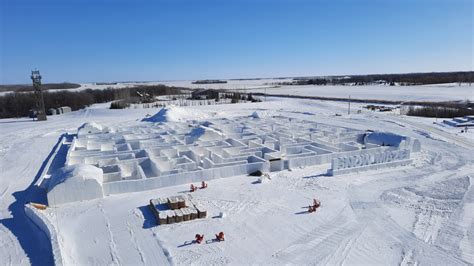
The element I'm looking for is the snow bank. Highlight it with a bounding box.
[250,111,260,119]
[142,107,198,123]
[142,108,168,122]
[47,164,104,206]
[24,204,63,266]
[187,126,225,142]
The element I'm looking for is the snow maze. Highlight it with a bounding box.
[47,114,421,205]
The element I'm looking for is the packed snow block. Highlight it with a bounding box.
[337,143,359,152]
[411,139,421,152]
[309,140,339,152]
[402,138,421,153]
[24,205,64,266]
[269,158,283,172]
[247,161,268,173]
[47,164,104,206]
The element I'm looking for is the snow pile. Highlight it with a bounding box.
[78,122,104,136]
[142,108,168,122]
[250,111,260,119]
[187,125,225,141]
[143,106,197,123]
[47,164,104,206]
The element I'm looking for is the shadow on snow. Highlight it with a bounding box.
[0,133,72,266]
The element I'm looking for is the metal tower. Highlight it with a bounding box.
[31,70,47,121]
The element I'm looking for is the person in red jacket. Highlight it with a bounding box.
[190,184,197,192]
[313,199,321,208]
[195,234,204,244]
[201,181,208,189]
[215,232,225,241]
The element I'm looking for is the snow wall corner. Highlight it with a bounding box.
[24,204,64,266]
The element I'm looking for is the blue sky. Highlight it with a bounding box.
[1,0,472,84]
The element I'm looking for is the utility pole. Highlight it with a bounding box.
[31,70,47,121]
[347,95,351,115]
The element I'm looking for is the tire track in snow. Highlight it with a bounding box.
[387,115,474,150]
[273,207,359,263]
[434,175,474,262]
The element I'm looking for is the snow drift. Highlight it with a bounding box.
[78,122,105,137]
[142,107,199,123]
[187,126,225,142]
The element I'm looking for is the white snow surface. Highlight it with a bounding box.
[1,97,473,265]
[243,84,474,102]
[47,164,103,192]
[141,106,204,123]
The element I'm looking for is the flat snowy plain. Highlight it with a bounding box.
[0,97,473,265]
[108,80,474,102]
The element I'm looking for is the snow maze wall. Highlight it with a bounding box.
[46,115,420,205]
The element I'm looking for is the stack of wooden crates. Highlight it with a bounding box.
[149,196,207,225]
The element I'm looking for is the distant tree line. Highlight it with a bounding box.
[331,71,474,85]
[0,85,185,118]
[191,80,228,84]
[407,106,474,118]
[0,82,81,93]
[271,71,474,86]
[295,79,328,85]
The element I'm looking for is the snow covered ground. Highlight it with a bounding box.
[242,84,474,102]
[1,97,473,265]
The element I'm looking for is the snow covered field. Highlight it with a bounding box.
[144,80,474,102]
[241,84,474,102]
[4,79,469,103]
[1,97,473,265]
